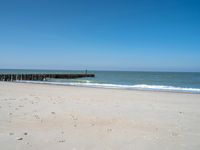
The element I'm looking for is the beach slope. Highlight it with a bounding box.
[0,82,200,150]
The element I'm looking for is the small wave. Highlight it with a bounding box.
[16,81,200,93]
[130,84,200,93]
[64,79,92,83]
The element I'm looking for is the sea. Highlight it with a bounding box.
[0,69,200,93]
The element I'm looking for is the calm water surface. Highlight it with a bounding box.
[0,69,200,93]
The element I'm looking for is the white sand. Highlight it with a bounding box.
[0,82,200,150]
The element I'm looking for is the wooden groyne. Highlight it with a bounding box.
[0,73,95,81]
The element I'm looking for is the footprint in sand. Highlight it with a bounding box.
[172,132,179,137]
[70,114,78,121]
[51,112,56,115]
[58,140,66,143]
[17,137,23,140]
[34,115,40,119]
[9,133,14,135]
[107,128,112,132]
[26,142,32,147]
[91,123,95,126]
[24,132,28,135]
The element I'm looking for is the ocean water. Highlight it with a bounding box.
[0,69,200,93]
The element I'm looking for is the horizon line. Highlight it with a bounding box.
[0,68,200,73]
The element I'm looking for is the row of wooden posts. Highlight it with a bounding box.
[0,74,95,82]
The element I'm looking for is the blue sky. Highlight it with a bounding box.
[0,0,200,71]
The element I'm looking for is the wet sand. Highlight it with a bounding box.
[0,82,200,150]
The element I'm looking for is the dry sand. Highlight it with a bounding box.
[0,82,200,150]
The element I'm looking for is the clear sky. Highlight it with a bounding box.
[0,0,199,72]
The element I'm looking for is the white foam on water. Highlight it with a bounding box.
[16,80,200,93]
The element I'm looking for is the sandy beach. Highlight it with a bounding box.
[0,82,200,150]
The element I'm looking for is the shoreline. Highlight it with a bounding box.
[1,81,199,95]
